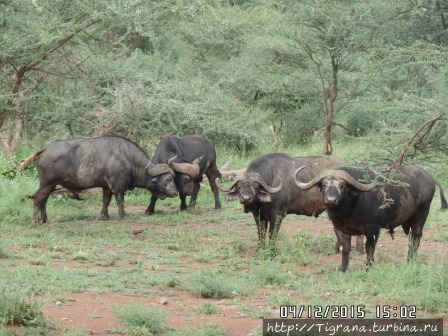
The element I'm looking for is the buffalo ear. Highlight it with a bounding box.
[226,190,239,201]
[258,190,271,203]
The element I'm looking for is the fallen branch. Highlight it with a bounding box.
[218,157,245,180]
[220,169,246,180]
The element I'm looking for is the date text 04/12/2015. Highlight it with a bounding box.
[279,305,417,319]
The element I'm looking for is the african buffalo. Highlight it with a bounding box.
[31,136,178,223]
[215,153,342,246]
[294,165,448,271]
[145,135,221,214]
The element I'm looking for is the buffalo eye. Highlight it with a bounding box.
[322,180,330,190]
[337,180,346,190]
[183,175,191,183]
[166,175,173,182]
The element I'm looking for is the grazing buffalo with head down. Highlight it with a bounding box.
[216,153,341,245]
[294,165,448,271]
[32,136,178,223]
[145,135,221,214]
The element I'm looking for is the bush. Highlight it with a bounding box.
[345,110,375,137]
[0,287,47,327]
[199,302,220,315]
[282,103,322,144]
[116,304,168,335]
[187,268,238,299]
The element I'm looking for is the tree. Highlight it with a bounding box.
[1,0,267,160]
[0,1,105,160]
[279,0,378,155]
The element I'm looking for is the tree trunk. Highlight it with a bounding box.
[323,115,333,155]
[0,116,23,163]
[322,53,339,156]
[0,67,27,161]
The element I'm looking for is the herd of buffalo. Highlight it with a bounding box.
[20,135,448,272]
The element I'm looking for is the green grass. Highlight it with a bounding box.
[115,304,168,335]
[198,301,220,314]
[0,285,50,331]
[1,138,448,335]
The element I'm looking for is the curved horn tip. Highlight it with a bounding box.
[168,156,179,164]
[294,166,307,177]
[267,176,284,193]
[193,156,204,164]
[293,167,327,190]
[215,176,238,192]
[251,173,283,193]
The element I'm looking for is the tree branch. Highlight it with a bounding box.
[393,113,444,167]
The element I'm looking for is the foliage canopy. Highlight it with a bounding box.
[1,0,448,160]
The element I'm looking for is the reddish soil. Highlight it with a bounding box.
[39,214,448,335]
[42,291,263,335]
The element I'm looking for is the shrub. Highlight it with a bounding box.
[187,268,237,299]
[0,287,47,327]
[116,304,168,335]
[199,302,220,315]
[345,110,375,137]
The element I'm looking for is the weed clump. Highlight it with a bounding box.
[116,303,168,335]
[0,287,47,328]
[187,268,237,299]
[199,301,220,314]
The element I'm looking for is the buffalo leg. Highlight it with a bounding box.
[407,205,430,261]
[334,228,351,272]
[335,232,365,253]
[408,229,422,262]
[115,192,126,218]
[33,183,57,224]
[268,214,283,242]
[334,228,343,253]
[205,168,222,210]
[188,182,201,209]
[180,193,188,211]
[365,231,379,269]
[145,194,158,215]
[101,188,113,220]
[253,212,268,247]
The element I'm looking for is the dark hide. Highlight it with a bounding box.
[219,153,341,245]
[33,136,178,223]
[146,135,221,214]
[301,165,448,271]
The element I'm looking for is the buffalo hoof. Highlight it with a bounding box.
[33,214,47,225]
[144,210,154,216]
[101,214,110,220]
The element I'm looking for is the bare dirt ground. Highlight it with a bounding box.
[39,213,448,335]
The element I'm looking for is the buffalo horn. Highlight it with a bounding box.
[249,172,284,194]
[334,170,376,191]
[294,167,376,192]
[167,156,203,177]
[147,163,175,176]
[294,166,320,190]
[215,171,246,192]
